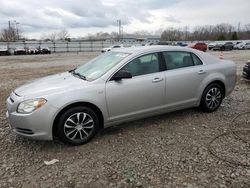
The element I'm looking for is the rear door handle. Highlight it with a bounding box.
[152,77,163,83]
[198,70,206,75]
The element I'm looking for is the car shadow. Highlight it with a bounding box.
[99,107,200,137]
[11,107,201,150]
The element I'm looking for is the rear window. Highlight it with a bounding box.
[163,51,203,70]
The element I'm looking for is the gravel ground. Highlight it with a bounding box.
[0,50,250,188]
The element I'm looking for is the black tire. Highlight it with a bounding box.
[57,106,100,145]
[200,83,224,112]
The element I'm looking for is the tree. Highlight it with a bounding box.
[133,30,151,36]
[0,26,19,41]
[48,32,57,41]
[160,27,182,41]
[57,29,70,40]
[40,29,70,41]
[217,34,226,40]
[160,22,250,41]
[231,32,238,40]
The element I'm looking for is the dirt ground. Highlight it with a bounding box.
[0,50,250,188]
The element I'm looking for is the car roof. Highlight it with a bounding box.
[112,45,221,66]
[112,45,196,54]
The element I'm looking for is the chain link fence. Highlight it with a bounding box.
[0,40,145,53]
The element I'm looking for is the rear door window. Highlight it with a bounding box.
[163,51,194,70]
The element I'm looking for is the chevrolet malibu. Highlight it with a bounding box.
[6,46,236,145]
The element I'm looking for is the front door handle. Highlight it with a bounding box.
[152,77,163,83]
[198,70,206,75]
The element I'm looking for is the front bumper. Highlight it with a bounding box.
[6,92,58,140]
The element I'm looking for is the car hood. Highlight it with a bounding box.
[208,43,216,46]
[15,72,88,97]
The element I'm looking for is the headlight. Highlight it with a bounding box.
[17,98,47,114]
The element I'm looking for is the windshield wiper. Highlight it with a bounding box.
[71,70,87,80]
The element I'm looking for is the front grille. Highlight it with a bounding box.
[15,128,34,135]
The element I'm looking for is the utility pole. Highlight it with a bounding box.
[117,19,121,41]
[8,20,11,32]
[16,23,19,40]
[121,26,123,40]
[14,20,20,40]
[7,20,11,43]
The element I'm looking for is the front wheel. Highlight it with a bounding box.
[57,106,100,145]
[200,83,224,112]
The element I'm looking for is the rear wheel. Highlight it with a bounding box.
[57,106,100,145]
[200,83,224,112]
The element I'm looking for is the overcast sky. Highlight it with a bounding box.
[0,0,249,38]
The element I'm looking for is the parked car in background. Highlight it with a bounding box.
[213,42,234,51]
[242,60,250,80]
[176,42,188,47]
[145,42,155,46]
[233,42,245,50]
[101,44,123,53]
[14,48,27,55]
[27,47,39,55]
[243,42,250,49]
[157,41,172,45]
[6,46,236,145]
[39,47,51,54]
[0,48,11,56]
[235,41,242,46]
[189,42,207,52]
[131,44,143,47]
[208,42,217,50]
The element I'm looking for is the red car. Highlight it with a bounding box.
[189,42,207,52]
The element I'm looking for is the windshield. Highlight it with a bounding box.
[74,52,129,81]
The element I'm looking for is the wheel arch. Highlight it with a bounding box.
[52,102,104,139]
[205,80,226,98]
[199,79,226,106]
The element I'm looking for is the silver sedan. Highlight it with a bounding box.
[6,46,236,145]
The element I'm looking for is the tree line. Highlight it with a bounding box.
[1,22,250,42]
[160,23,250,41]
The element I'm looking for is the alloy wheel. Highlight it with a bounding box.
[205,87,222,110]
[64,112,94,141]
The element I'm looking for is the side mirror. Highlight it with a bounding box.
[112,70,132,81]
